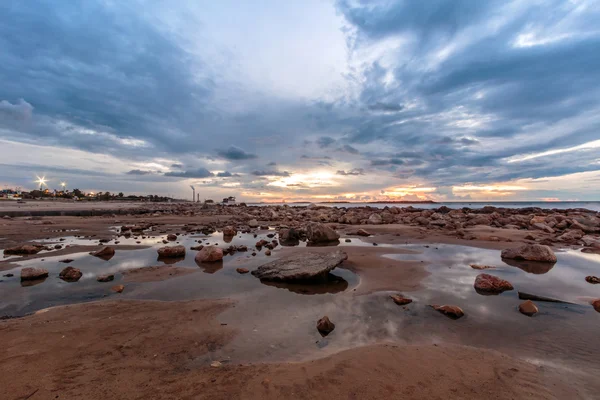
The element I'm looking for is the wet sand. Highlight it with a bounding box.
[1,203,599,399]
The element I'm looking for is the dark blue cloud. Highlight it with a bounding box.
[126,169,154,175]
[217,146,258,161]
[164,168,213,178]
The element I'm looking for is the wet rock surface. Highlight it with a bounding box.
[390,295,413,306]
[4,244,46,255]
[59,267,82,282]
[501,244,557,263]
[306,223,340,244]
[316,316,335,337]
[195,246,224,263]
[157,245,186,258]
[430,305,465,319]
[474,273,514,294]
[21,267,49,281]
[519,300,538,316]
[252,250,348,282]
[90,246,115,260]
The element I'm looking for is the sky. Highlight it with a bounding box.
[1,0,599,202]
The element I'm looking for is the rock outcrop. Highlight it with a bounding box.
[501,244,557,263]
[251,250,347,282]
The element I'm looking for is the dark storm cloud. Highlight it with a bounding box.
[126,169,154,175]
[251,170,291,177]
[164,168,214,178]
[336,168,365,176]
[216,146,258,161]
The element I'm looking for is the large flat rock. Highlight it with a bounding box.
[252,250,348,282]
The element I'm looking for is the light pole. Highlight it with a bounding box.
[61,182,67,192]
[36,176,47,191]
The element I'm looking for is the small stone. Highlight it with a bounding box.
[157,245,185,258]
[474,273,514,294]
[345,239,351,243]
[317,316,335,337]
[96,274,115,282]
[390,295,413,306]
[518,300,538,316]
[59,266,82,282]
[470,264,495,270]
[167,233,177,241]
[91,246,115,260]
[264,249,271,256]
[112,284,125,293]
[356,229,371,236]
[585,276,600,284]
[210,361,222,368]
[195,246,223,263]
[430,305,464,319]
[236,268,249,274]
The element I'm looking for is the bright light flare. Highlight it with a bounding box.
[36,176,47,187]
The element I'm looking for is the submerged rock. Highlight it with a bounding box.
[20,267,49,281]
[157,245,186,258]
[501,244,557,263]
[316,316,335,337]
[518,300,538,316]
[59,266,82,282]
[430,305,464,319]
[96,274,115,282]
[390,295,413,306]
[195,246,223,263]
[474,273,514,294]
[252,250,347,282]
[470,264,495,270]
[306,223,339,244]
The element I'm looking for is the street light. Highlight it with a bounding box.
[61,182,67,192]
[36,176,47,191]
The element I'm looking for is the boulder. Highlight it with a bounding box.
[585,276,600,284]
[251,250,347,282]
[59,267,82,282]
[474,273,514,294]
[430,305,464,320]
[195,246,223,263]
[167,233,177,241]
[368,213,383,224]
[248,219,259,228]
[557,229,585,242]
[20,267,49,281]
[501,244,557,263]
[91,246,115,260]
[96,274,114,282]
[279,228,300,245]
[390,295,413,306]
[4,244,46,255]
[316,316,335,337]
[518,300,538,316]
[157,245,186,258]
[222,226,237,237]
[306,223,339,244]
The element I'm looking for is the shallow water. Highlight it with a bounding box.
[1,231,600,380]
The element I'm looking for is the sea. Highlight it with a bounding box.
[248,201,600,212]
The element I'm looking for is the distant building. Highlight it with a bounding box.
[222,196,236,205]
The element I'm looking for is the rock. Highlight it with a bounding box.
[265,249,271,256]
[4,244,46,255]
[390,295,413,305]
[531,223,554,233]
[20,267,49,281]
[248,219,259,228]
[96,274,115,282]
[236,267,249,274]
[59,259,74,263]
[222,226,237,237]
[190,245,204,251]
[167,233,177,241]
[501,244,557,263]
[279,228,300,245]
[112,284,125,293]
[59,267,82,282]
[368,213,383,224]
[430,305,464,320]
[474,273,514,294]
[592,299,600,313]
[316,316,335,337]
[557,229,585,242]
[356,229,371,236]
[251,250,347,282]
[518,300,538,316]
[306,223,339,244]
[345,239,351,243]
[470,264,495,270]
[585,276,600,284]
[91,246,115,260]
[195,246,223,263]
[518,292,572,304]
[157,245,186,258]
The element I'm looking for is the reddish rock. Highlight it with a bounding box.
[592,299,600,313]
[474,273,514,294]
[585,276,600,284]
[390,295,413,306]
[430,305,464,319]
[316,316,335,337]
[222,226,237,237]
[501,244,557,263]
[265,249,272,256]
[470,264,495,270]
[91,246,115,260]
[59,266,82,282]
[306,223,339,244]
[167,233,177,241]
[518,300,538,316]
[20,267,49,281]
[236,268,249,274]
[157,245,186,258]
[356,229,371,237]
[195,246,223,263]
[112,284,125,293]
[4,244,46,255]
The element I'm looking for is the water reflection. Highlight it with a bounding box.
[259,272,350,295]
[502,258,555,274]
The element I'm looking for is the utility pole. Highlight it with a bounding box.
[190,185,195,203]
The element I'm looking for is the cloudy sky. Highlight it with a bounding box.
[1,0,599,202]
